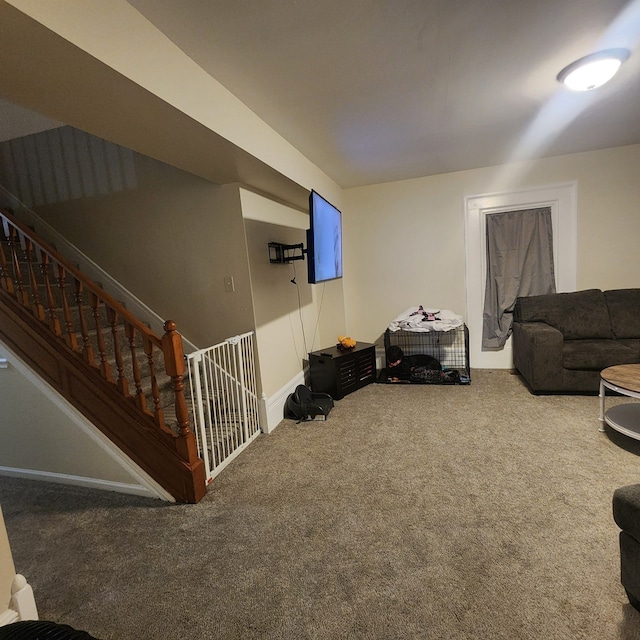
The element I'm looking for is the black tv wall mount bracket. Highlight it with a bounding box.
[268,242,306,264]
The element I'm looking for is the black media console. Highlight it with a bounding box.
[308,342,376,400]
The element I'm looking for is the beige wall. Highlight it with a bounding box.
[28,144,254,349]
[0,344,142,484]
[342,144,640,345]
[0,505,15,614]
[241,189,346,398]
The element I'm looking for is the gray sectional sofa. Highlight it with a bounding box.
[512,288,640,394]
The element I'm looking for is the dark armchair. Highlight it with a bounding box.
[613,484,640,610]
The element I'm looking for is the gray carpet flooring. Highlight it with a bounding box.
[2,369,640,639]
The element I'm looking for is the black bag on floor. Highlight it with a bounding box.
[284,385,334,422]
[0,621,100,639]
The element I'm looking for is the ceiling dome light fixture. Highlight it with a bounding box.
[557,48,631,91]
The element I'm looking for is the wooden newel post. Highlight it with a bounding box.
[162,320,199,464]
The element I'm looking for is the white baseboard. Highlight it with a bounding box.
[10,575,38,622]
[261,370,307,434]
[0,574,38,627]
[0,609,20,627]
[0,466,165,500]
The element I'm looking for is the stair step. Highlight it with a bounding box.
[85,320,157,363]
[105,342,166,384]
[55,303,111,332]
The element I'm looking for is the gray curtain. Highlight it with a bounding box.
[482,207,556,349]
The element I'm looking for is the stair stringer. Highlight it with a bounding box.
[0,287,206,504]
[0,338,174,501]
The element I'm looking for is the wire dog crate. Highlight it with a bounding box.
[382,324,471,384]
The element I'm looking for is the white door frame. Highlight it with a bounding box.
[464,182,577,369]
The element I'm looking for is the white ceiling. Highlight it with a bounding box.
[126,0,640,188]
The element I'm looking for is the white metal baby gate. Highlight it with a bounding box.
[185,331,261,483]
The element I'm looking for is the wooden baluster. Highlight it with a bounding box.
[0,226,15,294]
[144,336,165,429]
[90,292,111,381]
[55,263,78,351]
[162,320,200,464]
[74,279,95,365]
[23,237,45,321]
[40,253,62,336]
[125,321,146,412]
[8,227,29,307]
[106,307,129,396]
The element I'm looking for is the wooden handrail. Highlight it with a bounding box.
[0,207,204,497]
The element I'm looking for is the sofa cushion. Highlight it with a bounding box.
[604,289,640,339]
[618,339,640,357]
[562,340,639,370]
[515,289,614,340]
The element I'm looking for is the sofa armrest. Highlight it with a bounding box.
[614,485,640,541]
[512,321,564,392]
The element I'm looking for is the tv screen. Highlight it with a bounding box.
[307,190,343,284]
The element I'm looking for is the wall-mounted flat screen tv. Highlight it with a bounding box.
[307,190,343,284]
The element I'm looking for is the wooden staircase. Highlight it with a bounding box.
[0,208,206,503]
